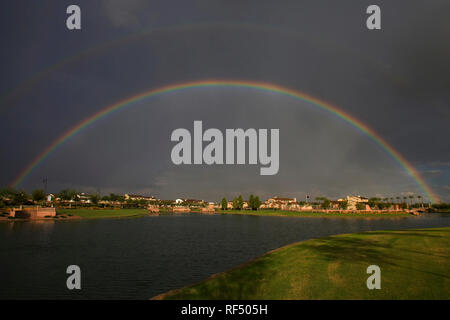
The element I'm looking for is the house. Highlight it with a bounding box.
[266,196,297,204]
[76,193,91,203]
[261,196,298,210]
[182,199,205,206]
[124,194,156,201]
[330,200,341,209]
[173,198,205,206]
[201,202,217,213]
[338,195,369,210]
[225,200,248,209]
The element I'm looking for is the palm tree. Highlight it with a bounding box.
[403,196,408,208]
[396,196,400,203]
[408,195,414,207]
[417,195,422,207]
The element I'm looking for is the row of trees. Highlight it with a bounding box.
[368,196,424,206]
[52,189,125,204]
[221,195,262,210]
[314,196,428,210]
[0,187,46,206]
[1,186,447,211]
[0,187,208,209]
[315,197,349,209]
[0,187,126,207]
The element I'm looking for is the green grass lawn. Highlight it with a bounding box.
[157,227,450,300]
[220,209,411,218]
[56,208,148,219]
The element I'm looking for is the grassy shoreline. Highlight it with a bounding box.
[56,208,149,219]
[155,227,450,300]
[1,208,419,221]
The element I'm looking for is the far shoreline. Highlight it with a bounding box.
[1,207,440,222]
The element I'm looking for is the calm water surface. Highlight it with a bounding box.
[0,213,449,299]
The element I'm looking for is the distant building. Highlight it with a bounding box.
[182,199,205,206]
[266,196,297,204]
[76,192,91,203]
[174,198,205,206]
[124,194,156,201]
[338,195,368,210]
[261,196,298,210]
[226,200,248,209]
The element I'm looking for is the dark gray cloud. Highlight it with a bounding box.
[0,0,448,202]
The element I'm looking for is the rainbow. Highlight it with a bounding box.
[10,80,439,203]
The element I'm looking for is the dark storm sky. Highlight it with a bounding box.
[0,0,448,202]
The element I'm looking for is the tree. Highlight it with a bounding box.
[58,189,77,201]
[32,189,46,202]
[221,197,227,210]
[109,193,124,202]
[378,202,388,210]
[0,187,16,199]
[253,196,261,210]
[356,202,366,210]
[238,195,244,209]
[338,200,348,210]
[248,195,261,210]
[89,194,100,205]
[322,199,331,209]
[109,194,125,203]
[232,197,239,210]
[417,195,422,207]
[232,195,244,210]
[13,190,29,205]
[315,196,324,204]
[248,195,254,209]
[368,198,377,208]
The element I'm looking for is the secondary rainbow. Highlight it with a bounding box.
[10,80,438,203]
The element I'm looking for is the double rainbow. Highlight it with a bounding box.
[10,80,438,203]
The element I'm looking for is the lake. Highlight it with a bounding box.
[0,213,449,299]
